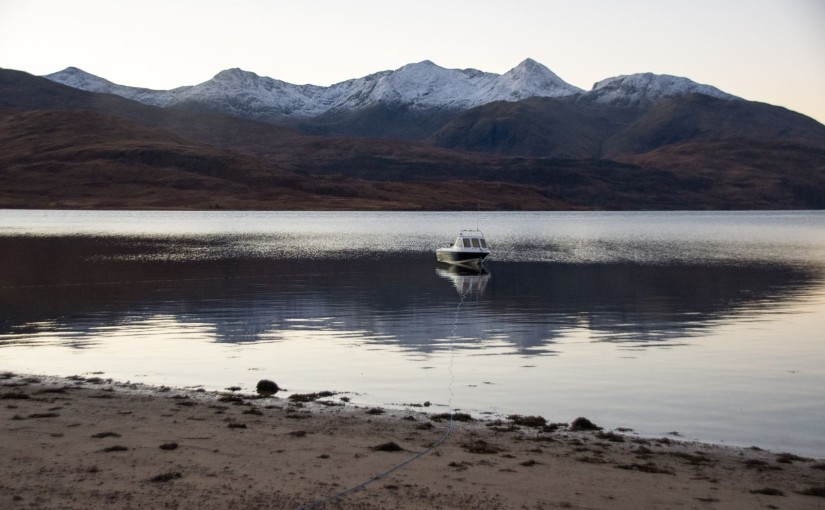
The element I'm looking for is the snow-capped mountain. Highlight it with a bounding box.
[472,58,582,104]
[45,60,738,123]
[170,68,325,117]
[45,67,190,107]
[588,73,736,104]
[45,59,584,119]
[170,59,584,117]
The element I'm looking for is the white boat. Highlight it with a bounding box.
[436,230,491,269]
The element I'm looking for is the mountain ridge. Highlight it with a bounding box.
[45,59,734,121]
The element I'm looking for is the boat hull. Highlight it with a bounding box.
[436,249,489,269]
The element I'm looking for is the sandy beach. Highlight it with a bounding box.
[1,373,824,510]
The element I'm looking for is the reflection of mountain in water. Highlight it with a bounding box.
[1,236,823,355]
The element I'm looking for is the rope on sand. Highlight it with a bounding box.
[293,287,467,510]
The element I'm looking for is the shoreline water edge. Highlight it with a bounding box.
[2,372,824,509]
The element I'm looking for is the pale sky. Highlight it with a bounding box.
[1,0,823,123]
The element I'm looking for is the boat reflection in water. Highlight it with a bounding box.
[436,264,491,297]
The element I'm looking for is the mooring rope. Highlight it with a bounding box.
[293,284,468,510]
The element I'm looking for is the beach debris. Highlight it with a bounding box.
[615,462,675,475]
[255,379,280,395]
[159,442,179,450]
[285,408,311,420]
[38,387,69,394]
[102,445,129,452]
[775,452,811,464]
[226,386,241,392]
[371,441,404,452]
[430,412,473,422]
[448,461,473,471]
[149,471,182,483]
[366,408,385,415]
[461,439,502,454]
[670,451,711,465]
[798,486,825,497]
[288,391,335,403]
[576,455,608,464]
[227,422,247,429]
[1,391,30,400]
[91,432,121,439]
[595,430,626,443]
[749,487,785,496]
[743,459,782,471]
[569,417,602,431]
[507,414,547,428]
[486,419,517,432]
[542,422,567,433]
[27,412,60,419]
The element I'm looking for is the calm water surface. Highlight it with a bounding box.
[1,210,824,457]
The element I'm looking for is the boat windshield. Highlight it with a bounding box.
[479,239,488,248]
[471,238,481,248]
[462,238,471,248]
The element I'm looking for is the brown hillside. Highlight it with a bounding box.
[617,140,825,208]
[0,109,565,210]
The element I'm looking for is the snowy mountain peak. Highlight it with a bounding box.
[401,60,439,70]
[590,72,738,104]
[493,58,583,99]
[203,68,284,92]
[512,58,542,72]
[363,60,500,109]
[46,67,116,92]
[212,67,261,82]
[46,67,190,107]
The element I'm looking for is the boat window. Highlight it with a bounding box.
[479,239,488,248]
[462,238,471,248]
[471,238,481,248]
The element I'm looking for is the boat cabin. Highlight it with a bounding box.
[452,230,489,250]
